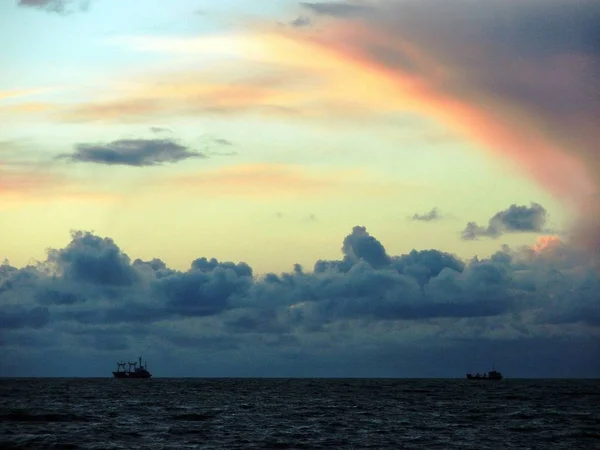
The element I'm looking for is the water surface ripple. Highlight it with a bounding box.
[0,378,598,449]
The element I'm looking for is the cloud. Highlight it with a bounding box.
[149,126,172,134]
[59,99,163,122]
[412,207,441,222]
[281,0,599,254]
[58,138,205,167]
[61,33,423,124]
[212,138,233,146]
[1,306,50,330]
[462,203,548,240]
[300,2,373,17]
[18,0,91,14]
[47,0,598,213]
[0,141,119,208]
[47,231,139,286]
[166,163,376,199]
[341,225,391,268]
[290,16,312,28]
[0,88,54,101]
[197,136,236,156]
[56,77,304,123]
[0,102,53,115]
[1,225,599,376]
[0,167,56,197]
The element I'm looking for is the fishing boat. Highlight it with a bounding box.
[466,365,503,380]
[112,356,152,379]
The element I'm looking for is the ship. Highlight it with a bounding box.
[466,365,503,380]
[112,356,152,379]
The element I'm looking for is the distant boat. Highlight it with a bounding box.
[466,365,503,380]
[113,356,152,379]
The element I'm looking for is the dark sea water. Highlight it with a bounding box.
[0,378,599,449]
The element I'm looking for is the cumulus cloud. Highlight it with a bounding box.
[341,225,391,268]
[1,225,598,377]
[412,207,441,222]
[462,203,548,240]
[58,138,205,166]
[46,231,139,285]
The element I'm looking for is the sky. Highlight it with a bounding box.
[0,0,599,377]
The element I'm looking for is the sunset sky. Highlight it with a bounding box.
[1,0,599,377]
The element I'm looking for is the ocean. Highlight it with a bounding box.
[0,378,598,449]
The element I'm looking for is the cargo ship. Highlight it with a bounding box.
[112,356,152,379]
[466,365,503,380]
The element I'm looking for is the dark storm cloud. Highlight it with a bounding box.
[342,0,600,114]
[0,306,50,329]
[1,225,591,328]
[1,224,599,376]
[412,208,441,222]
[156,265,253,317]
[462,203,548,240]
[534,270,600,327]
[191,257,252,278]
[58,138,205,167]
[300,2,373,17]
[390,249,465,288]
[257,252,500,324]
[36,289,86,305]
[18,0,91,14]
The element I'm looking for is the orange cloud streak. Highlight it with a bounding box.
[40,16,600,213]
[162,163,402,199]
[168,163,350,198]
[276,22,595,209]
[54,33,412,123]
[532,235,562,254]
[1,102,54,114]
[273,0,598,256]
[0,166,118,210]
[57,79,308,123]
[0,88,51,101]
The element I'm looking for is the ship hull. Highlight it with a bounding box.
[112,372,152,379]
[466,374,502,380]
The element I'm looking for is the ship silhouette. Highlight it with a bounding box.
[113,356,152,379]
[466,365,503,380]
